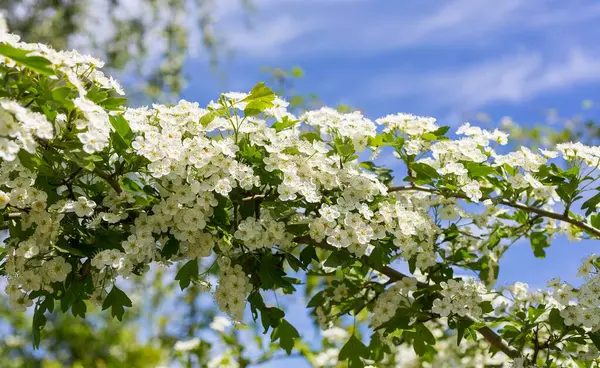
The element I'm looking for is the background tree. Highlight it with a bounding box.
[1,0,253,99]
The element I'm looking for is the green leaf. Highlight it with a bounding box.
[307,290,327,308]
[368,332,391,361]
[285,254,303,272]
[272,116,298,131]
[530,232,550,258]
[160,236,180,260]
[368,135,383,148]
[71,299,87,318]
[300,246,319,267]
[480,300,494,314]
[243,82,275,116]
[271,319,299,355]
[581,192,600,216]
[416,323,436,345]
[102,285,132,321]
[324,250,351,268]
[17,150,43,172]
[556,179,578,204]
[109,115,133,142]
[411,162,440,179]
[591,214,600,230]
[455,319,475,345]
[245,82,275,103]
[32,306,46,348]
[590,332,600,350]
[31,296,54,348]
[411,324,436,357]
[199,111,218,126]
[528,305,546,322]
[465,162,498,177]
[261,307,285,334]
[53,242,86,257]
[84,155,104,162]
[175,259,199,290]
[0,43,54,75]
[301,131,322,143]
[548,308,564,330]
[433,126,450,137]
[339,334,370,368]
[421,133,437,141]
[248,291,265,321]
[110,131,129,155]
[120,177,144,193]
[258,253,289,291]
[102,97,128,110]
[52,86,72,101]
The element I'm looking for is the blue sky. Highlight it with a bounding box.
[181,0,600,124]
[175,1,600,366]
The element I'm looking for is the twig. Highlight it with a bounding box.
[532,327,540,364]
[242,194,265,201]
[92,167,121,194]
[389,185,600,238]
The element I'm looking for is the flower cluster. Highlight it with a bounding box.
[1,27,121,155]
[0,99,53,160]
[234,212,292,250]
[214,258,252,320]
[309,193,438,265]
[432,278,487,319]
[547,255,600,331]
[370,277,418,328]
[302,107,377,151]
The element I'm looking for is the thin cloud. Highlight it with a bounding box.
[366,48,600,110]
[210,0,599,59]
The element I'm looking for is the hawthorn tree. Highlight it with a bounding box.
[2,14,600,368]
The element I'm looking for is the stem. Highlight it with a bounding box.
[93,167,122,194]
[389,185,600,238]
[532,327,540,364]
[294,236,521,359]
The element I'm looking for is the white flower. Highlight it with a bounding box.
[319,204,340,222]
[77,131,106,153]
[73,196,96,217]
[462,181,482,202]
[209,316,232,332]
[174,337,201,352]
[539,148,558,158]
[510,357,527,368]
[0,190,9,208]
[322,327,349,343]
[0,138,20,161]
[215,178,232,196]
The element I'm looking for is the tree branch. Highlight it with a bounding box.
[93,167,122,194]
[389,185,600,238]
[294,236,521,359]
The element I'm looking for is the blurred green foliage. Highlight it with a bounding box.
[1,0,253,99]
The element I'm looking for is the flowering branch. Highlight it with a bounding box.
[3,21,600,366]
[389,185,600,238]
[297,236,521,359]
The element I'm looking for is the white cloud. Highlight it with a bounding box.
[194,0,600,113]
[221,15,321,57]
[366,48,600,110]
[210,0,600,59]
